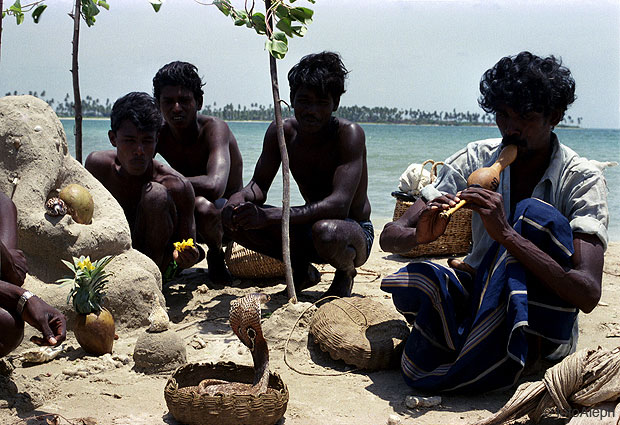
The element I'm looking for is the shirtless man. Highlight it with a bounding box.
[85,92,201,274]
[153,61,243,283]
[1,191,66,357]
[222,52,373,297]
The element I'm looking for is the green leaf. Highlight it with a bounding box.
[290,6,313,24]
[266,32,288,59]
[251,13,267,34]
[232,10,249,26]
[97,1,110,11]
[9,0,21,13]
[292,24,307,37]
[213,0,230,16]
[275,4,289,19]
[32,5,47,23]
[148,0,163,13]
[16,12,24,25]
[276,17,294,37]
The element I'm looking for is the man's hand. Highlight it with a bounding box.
[458,187,513,242]
[173,245,200,270]
[415,194,460,244]
[223,202,269,230]
[21,296,66,346]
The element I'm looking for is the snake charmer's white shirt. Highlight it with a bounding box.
[421,133,610,270]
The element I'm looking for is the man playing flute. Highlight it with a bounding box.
[379,51,609,392]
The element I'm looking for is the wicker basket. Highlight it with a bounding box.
[392,161,472,258]
[309,297,410,370]
[164,362,289,425]
[224,242,285,279]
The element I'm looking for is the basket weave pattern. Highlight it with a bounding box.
[309,297,410,370]
[393,160,472,258]
[393,198,472,257]
[225,242,285,279]
[164,362,288,425]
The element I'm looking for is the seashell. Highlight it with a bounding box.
[45,197,67,216]
[147,305,170,333]
[21,344,65,363]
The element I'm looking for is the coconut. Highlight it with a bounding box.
[59,184,94,224]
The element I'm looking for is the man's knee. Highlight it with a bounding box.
[142,182,172,212]
[312,220,340,247]
[195,196,220,222]
[0,308,24,357]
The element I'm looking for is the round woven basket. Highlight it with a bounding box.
[309,297,410,370]
[224,242,285,279]
[164,362,289,425]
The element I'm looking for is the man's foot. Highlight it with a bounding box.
[207,249,233,284]
[322,269,356,298]
[293,264,321,292]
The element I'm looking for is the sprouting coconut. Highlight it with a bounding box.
[59,184,94,224]
[57,255,115,355]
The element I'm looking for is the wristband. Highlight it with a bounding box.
[16,290,34,316]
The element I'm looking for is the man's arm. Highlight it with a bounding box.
[0,280,66,346]
[222,122,282,228]
[186,119,232,201]
[230,122,368,229]
[0,191,27,286]
[380,194,461,253]
[164,175,201,269]
[459,186,603,313]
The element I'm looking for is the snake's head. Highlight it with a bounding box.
[229,293,270,352]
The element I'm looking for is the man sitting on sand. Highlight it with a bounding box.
[85,92,201,274]
[222,51,373,297]
[380,52,608,392]
[153,61,243,283]
[1,191,66,357]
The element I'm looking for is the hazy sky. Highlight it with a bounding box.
[1,0,618,128]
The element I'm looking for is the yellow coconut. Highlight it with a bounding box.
[59,184,94,224]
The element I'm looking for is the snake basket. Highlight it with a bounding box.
[164,362,289,425]
[224,242,285,279]
[309,297,410,370]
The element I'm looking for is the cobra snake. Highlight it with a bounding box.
[195,293,272,396]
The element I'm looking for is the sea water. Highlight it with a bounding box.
[61,119,620,241]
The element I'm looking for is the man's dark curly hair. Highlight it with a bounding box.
[288,51,348,103]
[153,61,204,108]
[110,92,162,133]
[479,51,576,120]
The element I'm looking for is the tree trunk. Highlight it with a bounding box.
[0,0,4,65]
[71,0,83,163]
[266,0,296,303]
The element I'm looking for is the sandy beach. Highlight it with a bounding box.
[1,222,619,425]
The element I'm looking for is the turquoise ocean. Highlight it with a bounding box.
[61,119,620,241]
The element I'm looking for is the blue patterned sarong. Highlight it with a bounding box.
[381,198,577,392]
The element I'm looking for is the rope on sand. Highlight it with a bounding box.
[283,295,362,376]
[476,346,620,425]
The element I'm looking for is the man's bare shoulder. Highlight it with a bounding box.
[197,114,231,131]
[335,117,364,140]
[84,150,116,175]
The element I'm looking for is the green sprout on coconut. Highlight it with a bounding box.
[57,254,116,355]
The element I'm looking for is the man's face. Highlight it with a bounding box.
[495,106,558,159]
[109,120,157,176]
[158,85,198,130]
[292,86,337,134]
